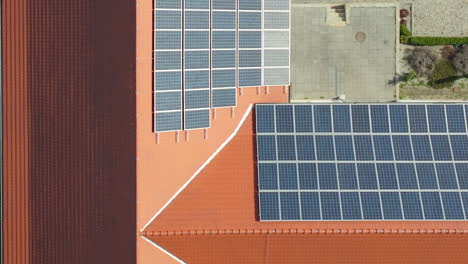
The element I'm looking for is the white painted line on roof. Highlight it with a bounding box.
[141,236,186,264]
[140,104,254,232]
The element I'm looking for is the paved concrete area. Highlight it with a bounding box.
[291,6,396,102]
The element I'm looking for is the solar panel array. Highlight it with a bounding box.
[154,0,290,132]
[256,104,468,221]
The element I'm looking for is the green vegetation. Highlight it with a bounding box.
[403,70,417,82]
[409,37,468,46]
[429,60,458,89]
[400,24,468,46]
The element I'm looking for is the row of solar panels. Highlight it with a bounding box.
[256,104,468,134]
[256,104,468,221]
[154,0,290,132]
[260,191,468,221]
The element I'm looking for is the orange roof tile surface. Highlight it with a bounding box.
[142,111,468,263]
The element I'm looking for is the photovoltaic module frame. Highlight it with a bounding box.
[256,104,468,221]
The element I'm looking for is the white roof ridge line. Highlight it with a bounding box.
[140,103,254,232]
[140,235,186,264]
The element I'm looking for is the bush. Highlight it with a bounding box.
[400,23,412,44]
[409,37,468,46]
[452,46,468,74]
[429,60,458,88]
[409,48,438,76]
[403,70,417,82]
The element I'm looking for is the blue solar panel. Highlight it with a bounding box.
[298,163,317,189]
[411,135,433,161]
[416,164,438,189]
[451,135,468,160]
[257,135,277,161]
[373,136,394,161]
[212,50,235,68]
[421,192,444,219]
[184,109,210,129]
[155,51,181,70]
[239,31,262,49]
[185,90,210,109]
[401,192,424,219]
[258,163,278,190]
[239,0,261,10]
[185,51,209,69]
[256,104,468,221]
[294,105,313,132]
[155,11,182,29]
[318,163,338,189]
[154,111,182,132]
[212,88,236,108]
[333,105,351,132]
[431,135,452,161]
[155,31,181,49]
[389,105,408,132]
[314,105,332,132]
[259,192,280,220]
[239,69,261,87]
[377,163,398,189]
[184,70,209,89]
[354,136,374,161]
[352,105,370,132]
[276,105,294,133]
[456,164,468,189]
[156,0,181,9]
[300,193,321,220]
[185,11,210,29]
[212,11,235,29]
[212,0,235,10]
[296,135,315,161]
[357,163,378,189]
[154,92,181,111]
[436,164,458,189]
[427,105,447,132]
[212,70,235,88]
[337,164,358,189]
[185,0,209,9]
[370,105,390,132]
[361,192,382,219]
[408,105,428,132]
[321,192,341,220]
[278,163,298,189]
[335,136,354,161]
[341,192,362,220]
[397,164,418,189]
[277,135,296,161]
[184,31,209,49]
[442,192,465,219]
[315,136,335,161]
[238,12,261,29]
[446,105,466,132]
[212,31,235,49]
[239,50,262,68]
[280,192,301,220]
[381,192,403,219]
[393,136,413,161]
[155,72,181,91]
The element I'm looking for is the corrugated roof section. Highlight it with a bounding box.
[2,0,30,263]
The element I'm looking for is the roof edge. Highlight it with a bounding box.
[141,228,468,236]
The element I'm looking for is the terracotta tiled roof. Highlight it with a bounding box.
[143,111,468,263]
